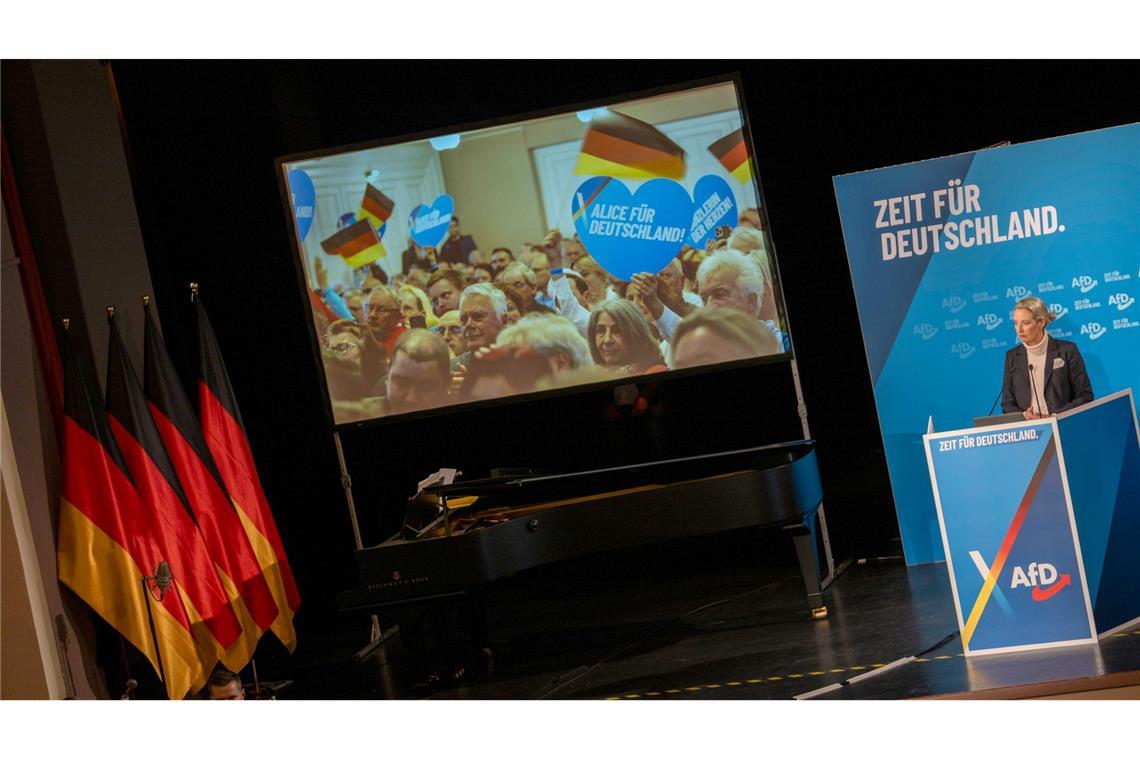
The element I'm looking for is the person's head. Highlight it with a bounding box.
[657,258,685,296]
[573,255,610,303]
[670,308,780,369]
[406,262,430,291]
[435,310,467,356]
[727,226,765,254]
[529,252,552,292]
[563,269,591,309]
[696,249,765,317]
[490,247,514,274]
[398,284,433,324]
[386,328,451,414]
[563,237,586,266]
[361,277,384,296]
[462,345,553,402]
[365,285,402,338]
[496,313,592,376]
[588,299,663,372]
[344,292,366,325]
[205,668,244,700]
[326,320,364,368]
[500,261,538,305]
[427,269,465,317]
[1012,296,1055,346]
[502,289,524,324]
[471,263,493,284]
[448,214,461,240]
[459,283,509,351]
[468,248,489,266]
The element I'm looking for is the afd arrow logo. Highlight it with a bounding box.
[1031,573,1072,601]
[1011,562,1071,602]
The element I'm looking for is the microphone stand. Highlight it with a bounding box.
[141,561,172,697]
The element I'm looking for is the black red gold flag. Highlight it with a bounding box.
[575,109,686,180]
[320,219,387,267]
[57,325,206,699]
[195,295,300,651]
[104,312,243,664]
[358,183,395,230]
[143,301,279,671]
[708,128,754,184]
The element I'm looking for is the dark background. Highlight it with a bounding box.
[100,60,1138,643]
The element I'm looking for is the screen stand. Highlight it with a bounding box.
[333,431,395,658]
[790,357,838,587]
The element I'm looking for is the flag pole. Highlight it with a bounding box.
[140,562,171,697]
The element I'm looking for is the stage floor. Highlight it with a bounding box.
[269,539,1140,700]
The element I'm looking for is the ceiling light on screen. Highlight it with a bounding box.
[429,134,461,151]
[576,108,608,123]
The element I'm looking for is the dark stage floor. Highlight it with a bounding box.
[257,537,1140,700]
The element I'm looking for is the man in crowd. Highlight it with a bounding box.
[439,214,478,266]
[386,328,452,414]
[204,668,245,700]
[435,310,467,357]
[458,283,511,354]
[359,284,407,390]
[499,261,555,315]
[489,247,514,275]
[427,268,465,317]
[529,252,555,309]
[496,313,593,379]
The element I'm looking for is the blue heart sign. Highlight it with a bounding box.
[690,174,738,248]
[408,194,454,248]
[287,169,316,242]
[571,177,692,281]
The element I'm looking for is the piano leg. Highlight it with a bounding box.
[784,512,828,619]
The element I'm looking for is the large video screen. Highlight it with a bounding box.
[280,78,792,426]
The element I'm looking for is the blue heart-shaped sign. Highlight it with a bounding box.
[690,175,738,248]
[408,194,454,248]
[571,177,693,281]
[287,169,316,242]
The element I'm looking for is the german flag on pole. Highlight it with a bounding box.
[320,218,387,268]
[143,299,279,671]
[575,109,686,180]
[57,323,206,699]
[708,128,753,184]
[195,291,300,651]
[358,183,395,231]
[104,311,243,666]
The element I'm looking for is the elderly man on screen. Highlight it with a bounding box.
[386,329,452,414]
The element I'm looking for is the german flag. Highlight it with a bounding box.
[320,219,387,268]
[57,324,206,699]
[143,300,280,672]
[104,312,243,668]
[708,128,753,184]
[358,184,395,231]
[195,294,300,651]
[575,109,686,180]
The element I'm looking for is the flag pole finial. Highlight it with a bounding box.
[62,318,71,331]
[106,305,115,321]
[190,282,199,302]
[142,294,150,308]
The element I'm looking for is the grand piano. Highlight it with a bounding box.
[340,441,830,642]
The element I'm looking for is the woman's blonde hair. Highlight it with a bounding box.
[1013,296,1056,323]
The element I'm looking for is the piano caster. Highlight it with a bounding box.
[810,605,828,620]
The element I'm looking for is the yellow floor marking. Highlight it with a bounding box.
[746,678,764,683]
[685,686,702,692]
[767,676,783,681]
[808,671,825,676]
[848,666,866,671]
[788,674,804,678]
[705,684,721,688]
[625,694,640,698]
[646,692,661,696]
[829,668,846,673]
[915,658,929,662]
[666,689,681,694]
[935,655,952,659]
[726,682,743,686]
[606,697,621,700]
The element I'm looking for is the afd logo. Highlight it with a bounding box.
[1010,562,1072,602]
[1080,322,1107,340]
[1072,275,1098,293]
[951,342,976,359]
[913,323,939,340]
[1109,293,1136,311]
[1049,303,1069,320]
[977,313,1003,331]
[942,296,967,314]
[1006,286,1032,299]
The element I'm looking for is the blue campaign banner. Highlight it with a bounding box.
[835,123,1140,564]
[408,194,454,249]
[1054,391,1140,634]
[925,421,1095,654]
[287,169,316,242]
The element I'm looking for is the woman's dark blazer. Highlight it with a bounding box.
[1001,337,1093,414]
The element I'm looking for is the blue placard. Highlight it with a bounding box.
[287,169,316,242]
[925,421,1095,653]
[408,194,454,249]
[690,174,738,249]
[835,124,1140,564]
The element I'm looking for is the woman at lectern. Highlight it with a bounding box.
[1001,296,1093,419]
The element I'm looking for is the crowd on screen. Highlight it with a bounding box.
[308,211,787,422]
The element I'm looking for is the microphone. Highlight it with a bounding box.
[121,678,138,700]
[987,385,1003,416]
[1027,363,1040,416]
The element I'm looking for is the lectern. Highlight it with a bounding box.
[923,389,1139,655]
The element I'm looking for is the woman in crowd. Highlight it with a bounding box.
[397,284,437,329]
[1001,296,1092,418]
[573,255,616,307]
[587,299,667,377]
